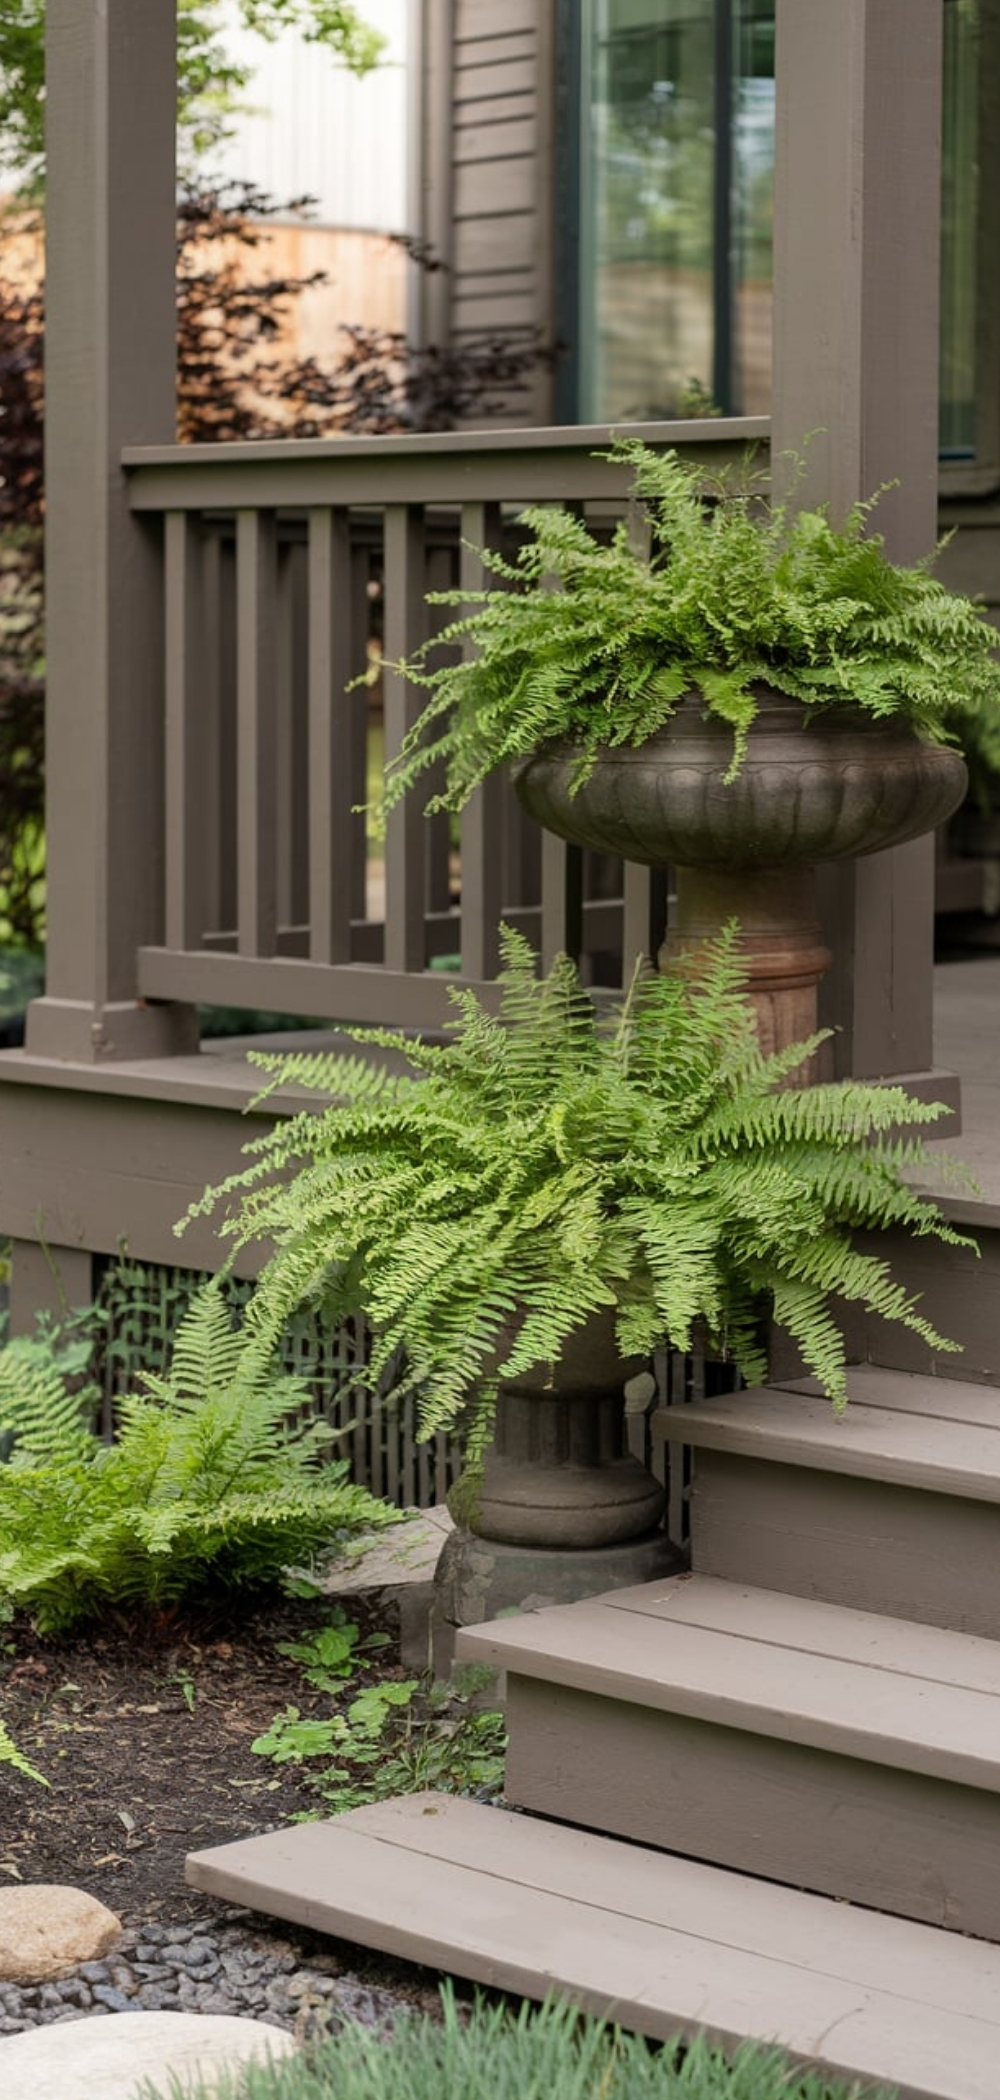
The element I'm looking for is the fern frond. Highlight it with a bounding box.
[192,924,969,1461]
[368,440,1000,825]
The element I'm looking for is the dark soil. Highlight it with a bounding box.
[0,1591,403,1930]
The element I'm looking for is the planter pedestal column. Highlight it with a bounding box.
[431,1321,680,1675]
[661,865,832,1075]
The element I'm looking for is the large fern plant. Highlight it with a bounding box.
[0,1288,395,1633]
[190,929,970,1468]
[376,440,1000,819]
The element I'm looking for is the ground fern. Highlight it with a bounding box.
[0,1285,396,1634]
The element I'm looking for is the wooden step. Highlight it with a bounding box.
[457,1575,1000,1938]
[186,1791,1000,2100]
[651,1368,1000,1636]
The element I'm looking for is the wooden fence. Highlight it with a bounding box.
[124,420,765,1031]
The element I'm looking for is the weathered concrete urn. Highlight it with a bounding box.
[434,1312,680,1662]
[515,691,968,1064]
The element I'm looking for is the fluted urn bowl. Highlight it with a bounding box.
[513,691,969,871]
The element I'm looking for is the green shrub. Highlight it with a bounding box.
[376,439,1000,821]
[191,926,970,1467]
[0,1286,395,1633]
[140,1987,896,2100]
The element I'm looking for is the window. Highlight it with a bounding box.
[560,0,992,471]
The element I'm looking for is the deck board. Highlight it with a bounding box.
[457,1577,1000,1789]
[186,1793,1000,2100]
[651,1375,1000,1497]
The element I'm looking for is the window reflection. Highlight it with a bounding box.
[575,0,978,453]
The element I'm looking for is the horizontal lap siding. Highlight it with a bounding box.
[450,0,554,423]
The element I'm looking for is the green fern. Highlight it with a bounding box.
[0,1286,396,1634]
[0,1717,48,1786]
[190,928,972,1468]
[371,441,1000,821]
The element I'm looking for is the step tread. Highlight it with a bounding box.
[186,1792,1000,2100]
[457,1575,1000,1790]
[650,1369,1000,1499]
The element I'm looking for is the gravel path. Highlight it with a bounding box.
[0,1909,441,2039]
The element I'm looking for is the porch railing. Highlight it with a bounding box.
[125,419,767,1034]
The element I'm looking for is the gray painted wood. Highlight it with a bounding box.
[308,508,356,965]
[184,1793,1000,2100]
[31,0,197,1062]
[235,510,279,958]
[504,1674,1000,1940]
[540,831,583,972]
[650,1379,1000,1499]
[123,423,769,509]
[164,512,208,952]
[383,506,428,974]
[138,947,500,1030]
[690,1449,1000,1641]
[449,0,553,420]
[459,503,504,981]
[458,1577,1000,1791]
[772,0,944,1080]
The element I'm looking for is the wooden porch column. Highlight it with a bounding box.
[27,0,198,1062]
[771,0,944,1081]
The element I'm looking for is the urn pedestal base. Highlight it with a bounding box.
[430,1525,682,1681]
[429,1317,675,1678]
[660,864,832,1079]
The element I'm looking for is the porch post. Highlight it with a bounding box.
[27,0,197,1061]
[771,0,945,1081]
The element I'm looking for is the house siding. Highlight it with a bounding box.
[449,0,555,425]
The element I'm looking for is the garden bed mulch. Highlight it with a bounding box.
[0,1590,418,1950]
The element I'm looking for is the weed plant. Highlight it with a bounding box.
[251,1614,505,1812]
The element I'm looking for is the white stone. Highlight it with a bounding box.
[0,2010,299,2100]
[0,1886,122,1981]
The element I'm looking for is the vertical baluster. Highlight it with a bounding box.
[540,831,583,973]
[275,540,295,941]
[382,505,427,975]
[351,533,372,925]
[164,511,207,951]
[216,536,238,937]
[459,501,504,981]
[308,508,355,963]
[200,531,223,937]
[236,509,278,958]
[424,538,456,919]
[288,538,311,934]
[622,863,669,978]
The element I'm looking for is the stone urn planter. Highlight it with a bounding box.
[433,1311,681,1667]
[515,691,969,1067]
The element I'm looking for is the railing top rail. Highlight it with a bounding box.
[123,415,769,471]
[124,417,770,513]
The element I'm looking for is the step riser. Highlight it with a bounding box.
[690,1450,1000,1640]
[504,1676,1000,1941]
[861,1226,1000,1385]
